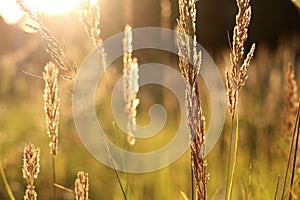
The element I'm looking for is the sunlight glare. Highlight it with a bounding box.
[0,0,99,24]
[0,1,23,24]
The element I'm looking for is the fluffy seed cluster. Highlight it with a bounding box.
[43,62,60,156]
[123,25,140,145]
[225,0,256,119]
[77,0,101,47]
[77,0,107,78]
[177,0,207,199]
[283,63,299,136]
[75,171,89,200]
[16,0,77,80]
[22,144,40,200]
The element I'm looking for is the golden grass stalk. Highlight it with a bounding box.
[123,25,140,146]
[177,0,208,199]
[43,62,60,156]
[16,0,77,80]
[75,171,89,200]
[225,0,255,199]
[22,144,40,200]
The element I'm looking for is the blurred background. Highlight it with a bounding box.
[0,0,299,199]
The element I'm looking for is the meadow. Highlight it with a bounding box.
[0,0,300,199]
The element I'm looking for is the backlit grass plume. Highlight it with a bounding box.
[283,63,299,137]
[177,0,208,199]
[75,171,89,200]
[22,144,40,200]
[43,62,60,156]
[77,0,101,47]
[77,0,107,80]
[123,25,140,146]
[225,0,256,119]
[224,0,255,199]
[16,0,77,80]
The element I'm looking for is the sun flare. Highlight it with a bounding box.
[0,0,99,24]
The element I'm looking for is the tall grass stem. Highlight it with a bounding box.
[52,155,56,199]
[288,102,300,200]
[281,102,300,199]
[0,161,16,200]
[225,117,235,199]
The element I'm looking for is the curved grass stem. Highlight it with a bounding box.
[0,161,16,200]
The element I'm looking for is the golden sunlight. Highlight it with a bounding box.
[0,0,98,24]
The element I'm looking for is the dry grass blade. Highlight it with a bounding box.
[177,0,208,199]
[16,0,77,80]
[75,171,89,200]
[22,144,40,200]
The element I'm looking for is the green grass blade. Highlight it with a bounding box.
[0,161,16,200]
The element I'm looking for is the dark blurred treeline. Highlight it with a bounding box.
[0,0,299,54]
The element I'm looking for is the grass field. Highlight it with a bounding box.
[0,0,300,199]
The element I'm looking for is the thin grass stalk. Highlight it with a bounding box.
[281,104,300,199]
[191,151,195,200]
[288,101,300,200]
[227,113,239,200]
[78,2,128,198]
[110,159,128,200]
[113,122,132,199]
[246,163,253,200]
[225,117,235,199]
[53,183,74,194]
[52,155,56,199]
[0,161,16,200]
[274,175,280,200]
